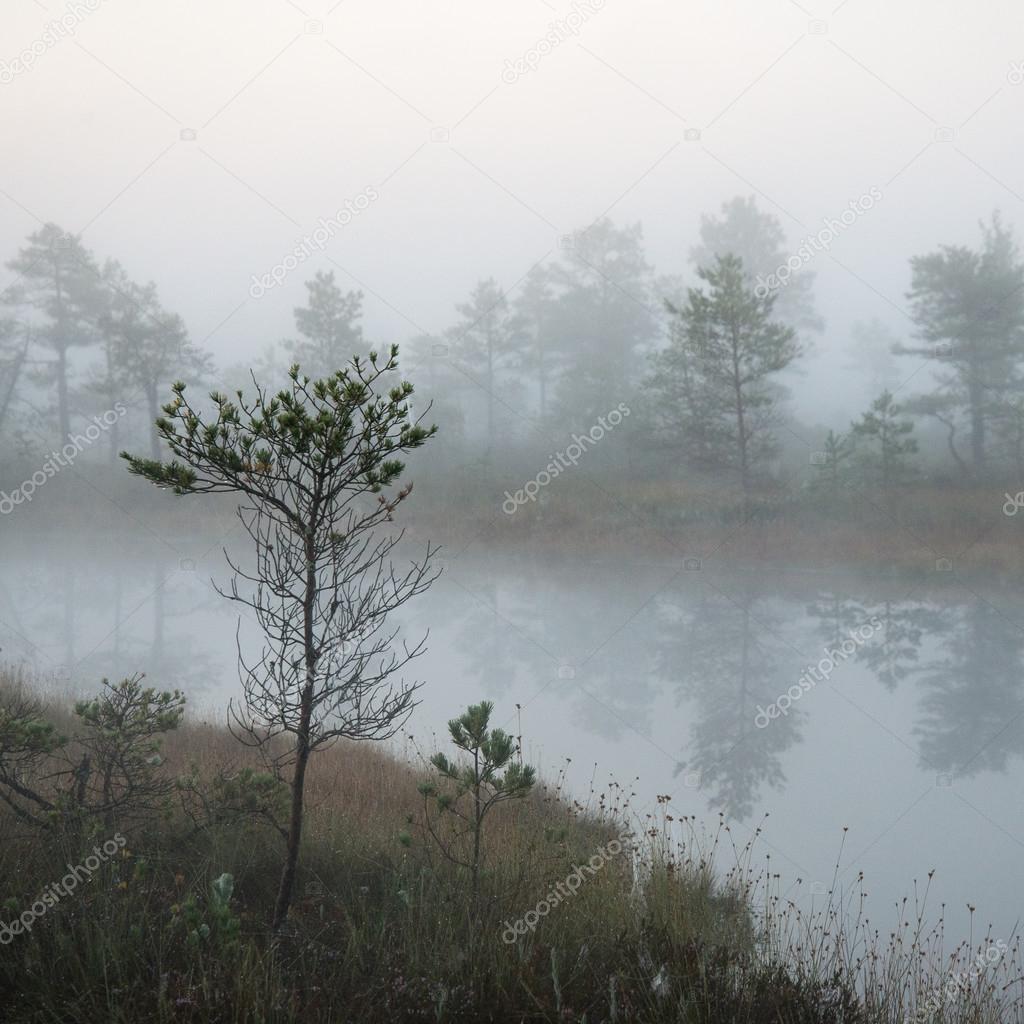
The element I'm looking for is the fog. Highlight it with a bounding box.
[4,0,1024,997]
[5,1,1024,422]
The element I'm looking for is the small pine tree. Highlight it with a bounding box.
[72,675,185,830]
[415,701,536,900]
[812,429,853,496]
[0,675,184,834]
[851,390,917,490]
[122,349,437,932]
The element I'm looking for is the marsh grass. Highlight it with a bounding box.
[16,465,1022,579]
[0,674,1022,1022]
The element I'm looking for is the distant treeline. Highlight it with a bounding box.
[3,199,1023,496]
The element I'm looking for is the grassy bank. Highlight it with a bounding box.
[1,672,1022,1022]
[412,474,1024,582]
[9,465,1022,580]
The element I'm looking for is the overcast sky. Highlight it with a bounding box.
[3,0,1023,423]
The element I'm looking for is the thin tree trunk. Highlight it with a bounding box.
[108,414,120,465]
[63,566,75,667]
[486,333,495,456]
[147,383,161,461]
[739,602,750,742]
[934,413,968,477]
[272,529,318,933]
[968,375,986,473]
[537,324,546,427]
[113,566,123,659]
[0,331,29,437]
[54,264,71,442]
[472,746,481,901]
[881,423,891,491]
[56,344,70,442]
[273,696,312,932]
[729,326,750,504]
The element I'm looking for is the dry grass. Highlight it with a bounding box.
[403,476,1024,580]
[2,673,1024,1021]
[12,464,1022,579]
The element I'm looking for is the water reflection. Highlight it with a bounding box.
[6,547,1024,820]
[658,580,804,820]
[806,588,1024,781]
[808,591,949,692]
[450,563,664,742]
[914,598,1024,776]
[6,546,1024,941]
[0,553,224,701]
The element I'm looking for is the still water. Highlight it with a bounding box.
[4,533,1023,944]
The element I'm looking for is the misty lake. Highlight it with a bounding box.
[4,533,1023,944]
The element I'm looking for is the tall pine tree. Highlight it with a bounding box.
[7,224,105,441]
[283,271,365,379]
[647,255,803,498]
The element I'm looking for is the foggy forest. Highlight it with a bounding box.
[2,2,1024,1022]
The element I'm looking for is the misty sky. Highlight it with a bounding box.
[3,0,1023,423]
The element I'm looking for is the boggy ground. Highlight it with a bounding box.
[1,673,1022,1023]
